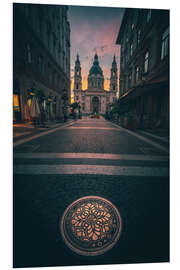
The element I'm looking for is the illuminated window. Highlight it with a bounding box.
[161,27,169,60]
[13,94,20,111]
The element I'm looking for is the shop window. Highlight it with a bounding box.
[13,94,20,111]
[161,27,169,60]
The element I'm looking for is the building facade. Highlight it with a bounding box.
[13,3,71,122]
[73,54,118,115]
[116,8,169,129]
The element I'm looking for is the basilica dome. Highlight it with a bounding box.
[89,54,103,76]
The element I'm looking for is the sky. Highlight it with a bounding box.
[68,5,124,98]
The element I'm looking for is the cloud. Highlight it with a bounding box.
[69,5,124,91]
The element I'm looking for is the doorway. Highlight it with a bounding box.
[92,96,100,114]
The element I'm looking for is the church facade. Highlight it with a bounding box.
[73,53,118,115]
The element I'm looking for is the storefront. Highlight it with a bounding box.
[13,79,21,122]
[118,81,169,129]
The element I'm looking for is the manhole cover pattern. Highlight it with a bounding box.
[60,196,122,256]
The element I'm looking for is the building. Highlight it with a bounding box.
[13,3,71,122]
[116,8,169,129]
[73,53,118,115]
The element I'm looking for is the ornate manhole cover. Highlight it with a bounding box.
[60,196,122,256]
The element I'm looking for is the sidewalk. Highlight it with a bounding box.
[111,120,169,140]
[13,119,74,143]
[110,120,169,155]
[138,128,169,141]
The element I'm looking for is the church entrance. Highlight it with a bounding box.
[92,96,100,114]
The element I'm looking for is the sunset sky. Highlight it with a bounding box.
[68,5,124,99]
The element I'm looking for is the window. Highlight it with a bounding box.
[39,17,42,36]
[52,71,56,86]
[113,85,115,91]
[161,27,169,60]
[76,84,79,90]
[144,51,149,73]
[48,63,51,83]
[147,10,152,23]
[130,43,133,56]
[38,55,42,73]
[136,66,140,82]
[137,29,141,44]
[13,94,20,111]
[53,37,56,53]
[27,44,32,64]
[128,73,132,89]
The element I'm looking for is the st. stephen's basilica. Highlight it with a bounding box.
[73,53,118,115]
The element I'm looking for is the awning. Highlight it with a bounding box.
[119,80,169,104]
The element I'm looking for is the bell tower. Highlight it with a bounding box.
[74,53,82,91]
[110,55,118,92]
